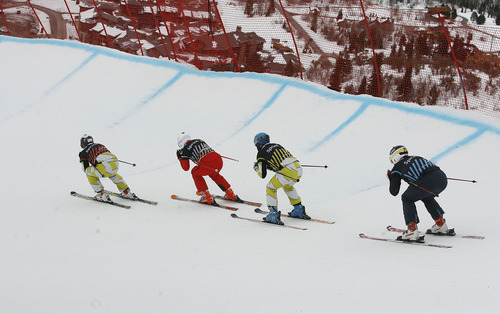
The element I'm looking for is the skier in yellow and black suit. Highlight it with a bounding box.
[253,132,310,225]
[79,134,136,202]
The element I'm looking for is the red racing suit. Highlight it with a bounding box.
[177,139,230,192]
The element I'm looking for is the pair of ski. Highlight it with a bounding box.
[360,226,485,249]
[239,208,334,230]
[171,194,334,230]
[386,226,484,239]
[171,194,261,211]
[71,190,158,209]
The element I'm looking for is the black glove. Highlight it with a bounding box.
[387,169,391,180]
[176,149,182,159]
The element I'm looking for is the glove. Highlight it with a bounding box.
[386,169,391,180]
[253,161,260,172]
[176,149,182,159]
[254,162,263,178]
[81,161,90,171]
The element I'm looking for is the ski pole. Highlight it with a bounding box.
[408,181,438,197]
[179,158,220,172]
[221,155,239,162]
[301,164,328,168]
[198,163,219,173]
[448,177,477,183]
[270,170,299,182]
[118,160,136,167]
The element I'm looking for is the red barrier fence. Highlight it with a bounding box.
[1,0,499,117]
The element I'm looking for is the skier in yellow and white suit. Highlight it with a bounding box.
[79,134,136,202]
[253,132,310,225]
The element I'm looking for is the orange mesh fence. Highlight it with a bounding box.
[1,0,499,117]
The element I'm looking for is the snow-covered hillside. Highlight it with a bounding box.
[1,36,500,313]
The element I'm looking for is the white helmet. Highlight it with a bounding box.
[389,145,408,164]
[177,132,191,148]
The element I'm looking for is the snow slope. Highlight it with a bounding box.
[1,36,499,314]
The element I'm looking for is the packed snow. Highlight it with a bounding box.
[1,36,499,313]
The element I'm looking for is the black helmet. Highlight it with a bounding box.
[80,134,94,148]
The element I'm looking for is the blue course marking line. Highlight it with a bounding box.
[111,71,184,128]
[369,96,500,134]
[431,126,488,162]
[143,71,184,104]
[308,103,369,152]
[44,52,98,96]
[213,83,288,147]
[3,36,500,136]
[241,83,288,128]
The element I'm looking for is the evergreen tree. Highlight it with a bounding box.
[246,51,264,72]
[348,31,362,53]
[405,36,414,59]
[399,34,407,52]
[466,32,473,44]
[357,76,367,95]
[245,0,254,17]
[367,69,379,97]
[427,84,440,106]
[266,0,275,16]
[367,53,383,97]
[284,59,295,77]
[415,34,429,58]
[451,8,458,19]
[390,43,397,58]
[328,56,345,91]
[453,35,468,61]
[496,15,500,26]
[436,33,450,55]
[476,14,486,25]
[471,11,478,22]
[372,28,383,50]
[479,2,486,15]
[337,9,343,21]
[396,66,413,102]
[311,9,319,33]
[328,53,352,91]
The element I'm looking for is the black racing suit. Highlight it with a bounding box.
[255,142,293,179]
[389,155,447,225]
[79,143,109,170]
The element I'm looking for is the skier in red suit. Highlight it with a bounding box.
[176,132,239,204]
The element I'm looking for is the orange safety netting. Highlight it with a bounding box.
[1,0,499,117]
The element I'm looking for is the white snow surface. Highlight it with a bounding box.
[1,36,500,314]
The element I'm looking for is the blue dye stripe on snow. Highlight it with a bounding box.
[370,96,500,132]
[241,83,288,128]
[214,83,288,147]
[44,52,98,96]
[308,103,369,152]
[111,71,184,127]
[131,71,184,109]
[431,126,488,162]
[308,95,500,152]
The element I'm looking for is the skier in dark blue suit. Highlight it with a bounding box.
[387,145,454,242]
